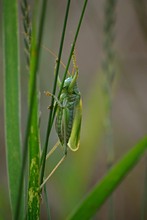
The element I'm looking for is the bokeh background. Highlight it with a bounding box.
[1,0,147,219]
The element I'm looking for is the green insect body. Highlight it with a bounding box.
[41,51,82,185]
[55,72,82,154]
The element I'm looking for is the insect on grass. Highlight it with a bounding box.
[41,48,82,187]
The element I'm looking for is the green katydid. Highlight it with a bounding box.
[41,49,82,187]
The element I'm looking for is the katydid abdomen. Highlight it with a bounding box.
[55,87,81,152]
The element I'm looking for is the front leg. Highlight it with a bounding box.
[44,91,63,108]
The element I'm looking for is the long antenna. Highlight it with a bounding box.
[43,45,71,75]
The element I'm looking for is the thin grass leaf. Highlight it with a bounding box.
[57,0,88,99]
[27,30,40,219]
[2,0,23,218]
[40,0,88,189]
[40,0,72,186]
[21,1,40,218]
[49,0,88,146]
[67,137,147,220]
[26,0,48,219]
[44,185,51,220]
[15,0,48,219]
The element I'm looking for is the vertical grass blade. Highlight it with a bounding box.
[50,0,88,143]
[40,0,72,186]
[58,0,88,97]
[27,31,40,219]
[27,0,48,218]
[2,0,23,219]
[21,0,40,218]
[67,137,147,220]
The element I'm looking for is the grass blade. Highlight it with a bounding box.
[27,31,40,219]
[67,137,147,220]
[27,0,48,218]
[2,0,23,218]
[40,0,72,186]
[15,0,48,219]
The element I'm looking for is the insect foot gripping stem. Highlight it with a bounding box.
[44,91,53,109]
[44,90,62,108]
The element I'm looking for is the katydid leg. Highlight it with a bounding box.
[40,155,66,189]
[46,140,60,160]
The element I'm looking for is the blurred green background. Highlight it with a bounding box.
[1,0,147,219]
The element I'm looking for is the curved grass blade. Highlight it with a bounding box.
[2,0,23,218]
[67,137,147,220]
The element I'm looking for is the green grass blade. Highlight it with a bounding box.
[67,137,147,220]
[49,0,88,151]
[40,0,71,186]
[15,0,48,219]
[58,0,88,98]
[27,0,48,218]
[2,0,23,218]
[27,31,40,219]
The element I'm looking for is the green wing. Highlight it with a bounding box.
[68,98,82,151]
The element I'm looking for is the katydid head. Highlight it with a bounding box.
[62,74,78,94]
[63,77,73,88]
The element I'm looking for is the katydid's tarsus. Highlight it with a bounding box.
[41,50,82,188]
